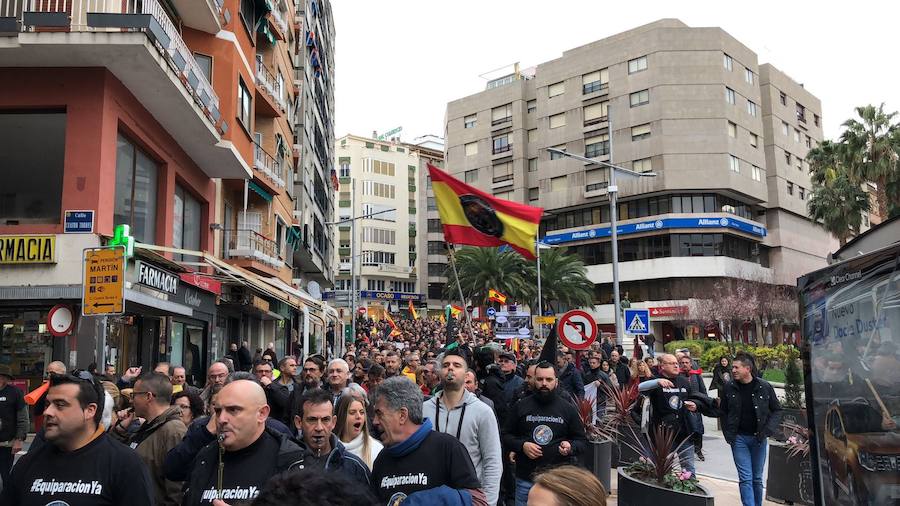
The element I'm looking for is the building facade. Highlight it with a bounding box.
[0,0,337,389]
[444,19,835,344]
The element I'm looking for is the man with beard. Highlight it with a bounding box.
[502,362,586,505]
[1,372,154,505]
[383,351,401,378]
[424,350,502,506]
[284,356,326,425]
[556,351,585,400]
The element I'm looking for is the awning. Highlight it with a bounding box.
[248,180,273,202]
[287,226,302,250]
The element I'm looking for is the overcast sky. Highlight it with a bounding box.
[331,0,899,144]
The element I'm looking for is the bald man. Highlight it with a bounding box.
[182,380,305,506]
[32,361,68,430]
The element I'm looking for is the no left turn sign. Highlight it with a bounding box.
[557,310,598,350]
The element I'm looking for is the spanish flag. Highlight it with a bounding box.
[428,163,543,260]
[408,300,419,320]
[450,305,464,318]
[488,289,507,304]
[385,312,401,337]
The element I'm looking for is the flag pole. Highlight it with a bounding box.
[536,239,543,339]
[448,245,474,339]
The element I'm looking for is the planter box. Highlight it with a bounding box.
[766,442,814,505]
[774,408,808,441]
[617,468,714,506]
[612,430,644,468]
[579,439,612,493]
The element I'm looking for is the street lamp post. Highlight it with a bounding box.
[547,134,656,343]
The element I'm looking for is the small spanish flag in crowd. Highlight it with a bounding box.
[408,299,419,320]
[428,163,543,260]
[450,305,464,318]
[385,312,401,337]
[488,289,507,304]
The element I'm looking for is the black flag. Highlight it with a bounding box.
[538,322,559,365]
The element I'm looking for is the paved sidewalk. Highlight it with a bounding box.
[606,471,782,505]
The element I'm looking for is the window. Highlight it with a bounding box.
[361,251,395,266]
[796,103,806,123]
[747,100,758,117]
[751,165,762,182]
[583,101,609,125]
[585,169,607,192]
[492,162,513,183]
[365,159,395,176]
[782,121,789,136]
[582,69,609,94]
[366,279,386,291]
[492,134,511,154]
[0,111,66,224]
[493,190,512,200]
[585,134,610,157]
[465,142,478,156]
[725,87,736,105]
[361,204,396,222]
[630,89,649,107]
[628,55,648,74]
[239,0,255,34]
[427,196,436,210]
[527,129,537,143]
[723,53,733,71]
[491,103,512,125]
[633,158,651,173]
[785,151,792,165]
[237,77,252,130]
[339,160,350,177]
[173,185,202,260]
[527,100,536,114]
[528,187,539,202]
[744,67,753,84]
[794,128,801,143]
[749,133,758,148]
[814,114,820,127]
[549,113,566,129]
[361,181,395,198]
[549,145,566,160]
[428,241,447,255]
[465,169,478,184]
[631,124,651,141]
[194,53,212,82]
[786,181,794,195]
[779,91,787,106]
[550,176,567,192]
[428,219,442,233]
[115,134,159,243]
[464,114,476,129]
[548,81,565,98]
[799,186,806,200]
[362,227,396,245]
[729,155,740,173]
[728,122,737,138]
[528,158,538,172]
[805,135,812,148]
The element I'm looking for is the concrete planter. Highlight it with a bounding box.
[579,438,613,493]
[766,442,814,505]
[617,468,714,506]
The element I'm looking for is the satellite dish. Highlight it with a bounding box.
[307,281,322,299]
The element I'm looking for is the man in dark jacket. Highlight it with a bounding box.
[582,353,614,417]
[610,349,631,388]
[502,362,586,504]
[182,380,304,505]
[718,352,782,506]
[679,354,708,460]
[556,353,585,400]
[481,351,525,425]
[237,340,253,372]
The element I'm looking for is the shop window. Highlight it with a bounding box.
[0,111,66,224]
[114,133,159,244]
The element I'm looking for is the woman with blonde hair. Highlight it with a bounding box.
[334,393,383,470]
[528,465,607,505]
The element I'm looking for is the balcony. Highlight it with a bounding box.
[0,0,248,179]
[224,229,284,276]
[255,55,288,115]
[170,0,222,33]
[268,5,288,40]
[253,143,287,193]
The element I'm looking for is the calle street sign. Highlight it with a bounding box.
[82,247,125,316]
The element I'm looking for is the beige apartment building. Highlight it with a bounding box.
[445,19,836,344]
[330,134,424,323]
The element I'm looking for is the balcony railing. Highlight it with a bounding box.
[6,0,220,121]
[269,5,288,36]
[255,54,288,113]
[224,229,284,269]
[253,143,286,189]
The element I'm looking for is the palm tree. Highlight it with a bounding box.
[807,168,870,246]
[839,104,900,218]
[442,247,532,307]
[533,247,594,313]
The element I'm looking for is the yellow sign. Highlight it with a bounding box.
[82,247,125,316]
[0,235,56,264]
[534,315,556,324]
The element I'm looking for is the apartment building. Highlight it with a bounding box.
[330,134,424,323]
[0,0,336,385]
[406,135,447,314]
[445,19,835,344]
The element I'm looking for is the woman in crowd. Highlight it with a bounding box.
[600,359,617,387]
[414,366,431,396]
[528,465,607,505]
[172,389,204,428]
[334,394,383,470]
[635,360,654,382]
[709,355,731,392]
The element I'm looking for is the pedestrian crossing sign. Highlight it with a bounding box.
[624,309,650,335]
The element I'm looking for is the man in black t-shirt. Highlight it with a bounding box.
[370,376,484,504]
[0,365,27,487]
[0,372,154,506]
[183,379,304,506]
[639,353,699,474]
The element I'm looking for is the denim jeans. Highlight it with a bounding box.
[679,441,695,475]
[515,478,533,506]
[731,434,767,506]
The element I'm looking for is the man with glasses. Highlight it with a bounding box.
[325,358,357,407]
[0,372,154,505]
[291,388,370,485]
[255,360,290,424]
[284,356,326,426]
[111,371,187,506]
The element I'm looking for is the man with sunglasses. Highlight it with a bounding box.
[0,372,153,505]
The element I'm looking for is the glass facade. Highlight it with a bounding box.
[567,233,767,266]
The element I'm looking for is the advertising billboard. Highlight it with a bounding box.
[798,243,900,505]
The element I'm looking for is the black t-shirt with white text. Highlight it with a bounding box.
[646,374,693,440]
[0,431,153,506]
[371,430,481,503]
[193,430,282,505]
[0,383,25,442]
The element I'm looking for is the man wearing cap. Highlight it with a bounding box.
[0,365,28,488]
[482,351,525,425]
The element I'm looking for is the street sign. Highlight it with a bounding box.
[624,309,650,335]
[486,307,496,317]
[534,315,556,324]
[82,247,125,316]
[47,305,75,336]
[557,310,598,350]
[64,210,94,233]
